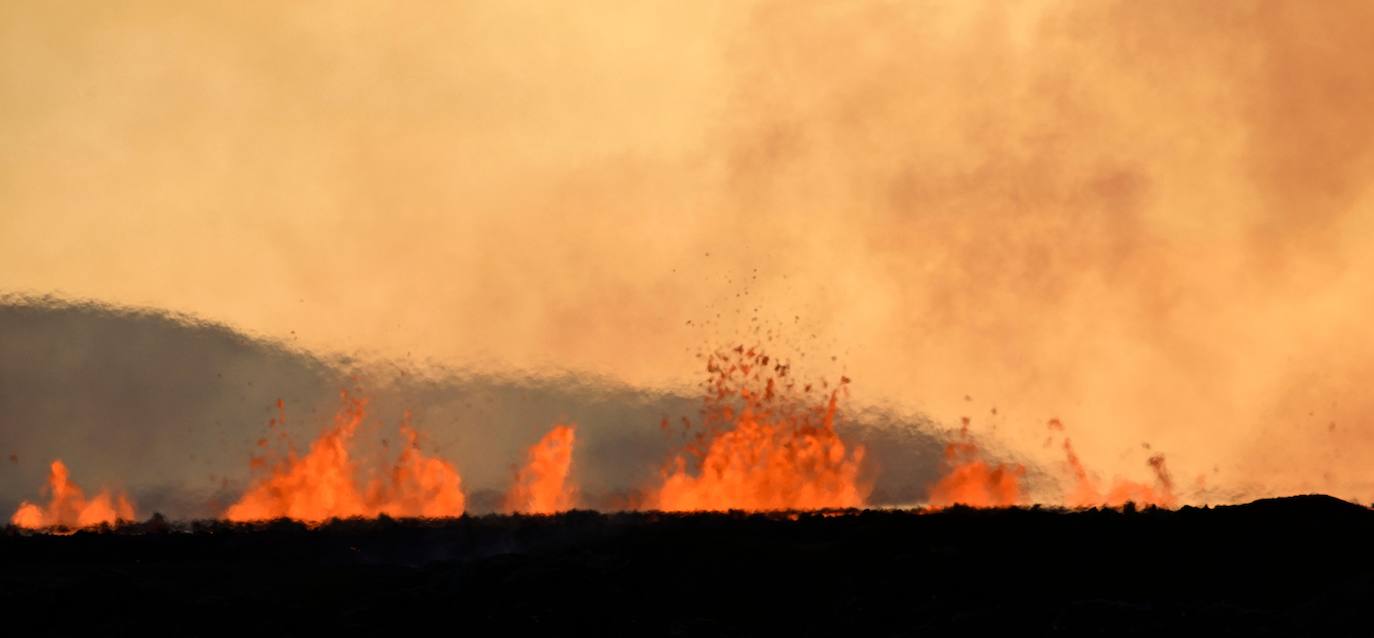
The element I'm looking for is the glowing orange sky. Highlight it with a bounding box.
[3,1,1373,502]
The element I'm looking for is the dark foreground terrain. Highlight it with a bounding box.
[4,496,1372,636]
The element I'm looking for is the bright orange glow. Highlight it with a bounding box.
[926,421,1025,508]
[9,460,135,529]
[925,417,1178,509]
[505,424,577,514]
[650,347,868,511]
[1053,420,1176,508]
[368,419,469,518]
[225,391,466,522]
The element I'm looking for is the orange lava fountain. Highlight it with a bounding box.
[1052,419,1176,508]
[650,346,868,511]
[225,391,465,522]
[926,420,1025,508]
[10,460,135,529]
[505,424,577,514]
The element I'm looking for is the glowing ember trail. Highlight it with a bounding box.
[651,346,868,511]
[10,460,135,529]
[225,391,465,522]
[926,420,1025,508]
[505,424,577,514]
[1051,419,1176,508]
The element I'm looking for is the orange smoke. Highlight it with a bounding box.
[651,347,868,511]
[1053,420,1176,508]
[10,460,135,529]
[505,424,577,514]
[926,420,1025,508]
[225,391,466,522]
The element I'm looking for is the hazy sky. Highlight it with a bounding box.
[3,1,1373,501]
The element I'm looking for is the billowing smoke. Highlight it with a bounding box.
[707,1,1374,502]
[2,2,1372,504]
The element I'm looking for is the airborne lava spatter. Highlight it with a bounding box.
[225,391,466,522]
[11,367,1197,528]
[506,424,578,514]
[925,420,1026,508]
[10,460,135,529]
[1051,419,1177,508]
[650,346,869,511]
[922,417,1182,509]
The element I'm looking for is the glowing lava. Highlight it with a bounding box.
[1052,419,1176,508]
[650,346,868,511]
[10,460,135,529]
[505,424,577,514]
[926,420,1025,508]
[225,391,466,522]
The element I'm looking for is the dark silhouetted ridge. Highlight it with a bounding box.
[4,497,1373,635]
[1231,493,1369,515]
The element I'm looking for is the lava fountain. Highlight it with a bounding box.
[225,390,466,522]
[650,346,869,511]
[10,460,135,529]
[926,419,1026,508]
[1050,419,1176,508]
[505,424,578,514]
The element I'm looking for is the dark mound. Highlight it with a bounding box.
[1229,493,1371,515]
[4,497,1373,636]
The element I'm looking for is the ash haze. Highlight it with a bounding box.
[2,1,1373,508]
